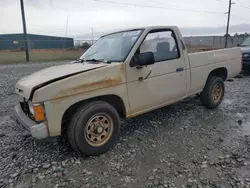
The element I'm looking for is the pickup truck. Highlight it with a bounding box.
[14,26,242,156]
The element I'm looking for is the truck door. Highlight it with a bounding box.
[126,29,187,115]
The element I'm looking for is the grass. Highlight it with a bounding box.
[0,49,85,64]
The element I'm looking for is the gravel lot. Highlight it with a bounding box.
[0,62,250,188]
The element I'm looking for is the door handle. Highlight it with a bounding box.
[176,68,184,72]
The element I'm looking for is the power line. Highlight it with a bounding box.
[238,4,250,9]
[215,0,250,22]
[145,0,174,4]
[216,0,250,9]
[93,0,224,14]
[236,1,250,9]
[216,0,228,3]
[237,0,250,7]
[0,31,7,34]
[31,25,68,31]
[232,14,250,22]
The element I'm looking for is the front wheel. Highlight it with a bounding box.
[200,76,225,109]
[68,101,121,156]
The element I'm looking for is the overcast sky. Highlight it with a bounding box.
[0,0,250,38]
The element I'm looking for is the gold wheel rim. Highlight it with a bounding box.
[84,113,114,147]
[212,83,222,103]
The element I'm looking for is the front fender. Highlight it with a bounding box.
[44,84,129,136]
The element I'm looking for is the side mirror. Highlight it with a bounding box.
[131,52,155,67]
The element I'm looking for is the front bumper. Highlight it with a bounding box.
[14,104,49,139]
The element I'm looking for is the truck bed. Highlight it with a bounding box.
[187,47,242,94]
[188,47,242,68]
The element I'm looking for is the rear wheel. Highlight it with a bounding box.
[68,101,120,156]
[200,76,225,109]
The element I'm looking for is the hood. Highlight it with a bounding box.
[15,63,107,99]
[241,46,250,53]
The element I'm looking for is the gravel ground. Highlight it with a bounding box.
[0,62,250,188]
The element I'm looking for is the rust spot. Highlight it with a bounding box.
[126,106,144,119]
[44,120,50,136]
[127,102,163,119]
[126,110,142,119]
[61,78,120,97]
[120,63,125,75]
[126,114,137,119]
[52,63,126,103]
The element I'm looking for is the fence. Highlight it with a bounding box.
[0,36,249,64]
[183,35,249,49]
[0,40,92,64]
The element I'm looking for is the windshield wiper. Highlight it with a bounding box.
[69,57,84,64]
[76,58,84,63]
[84,58,111,64]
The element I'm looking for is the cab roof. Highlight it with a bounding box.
[101,26,178,38]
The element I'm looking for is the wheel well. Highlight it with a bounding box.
[208,67,228,81]
[61,95,126,133]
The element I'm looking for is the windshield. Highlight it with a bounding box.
[242,36,250,46]
[80,30,143,62]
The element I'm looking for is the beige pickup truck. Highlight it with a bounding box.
[14,26,242,156]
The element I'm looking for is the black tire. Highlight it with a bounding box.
[200,76,225,109]
[68,101,120,156]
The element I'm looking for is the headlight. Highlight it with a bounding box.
[28,101,34,115]
[28,102,45,122]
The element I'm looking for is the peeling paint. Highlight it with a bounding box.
[58,77,122,97]
[53,64,126,100]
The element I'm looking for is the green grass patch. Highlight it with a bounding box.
[0,50,85,64]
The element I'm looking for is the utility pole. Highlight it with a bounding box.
[65,15,69,38]
[225,0,235,48]
[91,28,94,45]
[63,15,69,49]
[20,0,29,62]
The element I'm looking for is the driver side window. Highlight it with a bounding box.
[140,30,180,62]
